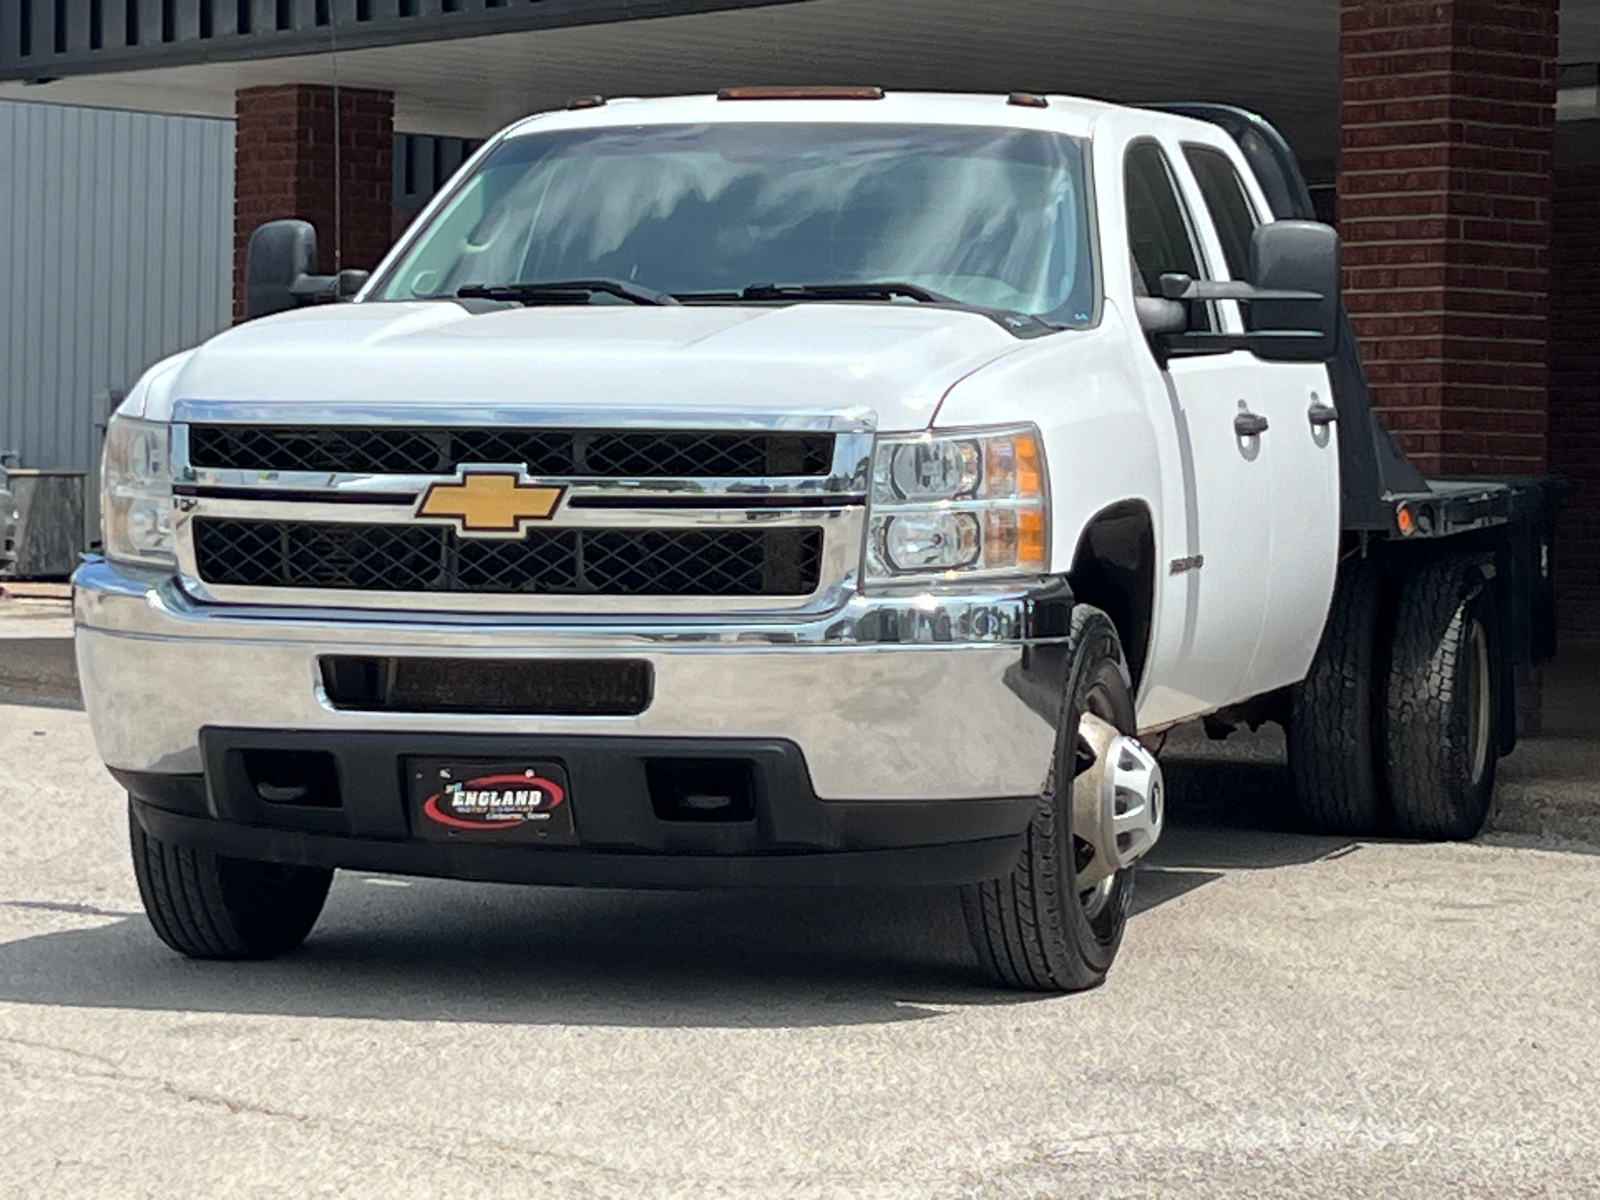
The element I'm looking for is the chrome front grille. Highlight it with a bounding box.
[168,403,874,616]
[188,424,835,478]
[193,519,825,597]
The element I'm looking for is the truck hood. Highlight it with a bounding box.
[143,301,1033,432]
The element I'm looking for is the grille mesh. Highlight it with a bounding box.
[193,519,824,597]
[189,425,834,478]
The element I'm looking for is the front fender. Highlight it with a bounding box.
[932,323,1163,575]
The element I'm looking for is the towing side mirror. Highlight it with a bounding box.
[1244,220,1339,363]
[243,219,369,321]
[1153,221,1340,362]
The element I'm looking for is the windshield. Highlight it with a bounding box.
[370,122,1098,325]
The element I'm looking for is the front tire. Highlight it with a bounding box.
[130,800,333,959]
[962,606,1140,993]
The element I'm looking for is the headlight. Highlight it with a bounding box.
[102,415,175,566]
[866,425,1047,581]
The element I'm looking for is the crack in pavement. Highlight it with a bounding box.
[0,1035,714,1191]
[0,1034,968,1194]
[2,900,142,919]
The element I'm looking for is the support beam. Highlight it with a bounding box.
[1337,0,1558,475]
[1551,152,1600,636]
[232,83,395,319]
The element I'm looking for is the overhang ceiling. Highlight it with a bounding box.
[4,0,1599,181]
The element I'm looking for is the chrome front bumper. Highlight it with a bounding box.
[73,559,1068,802]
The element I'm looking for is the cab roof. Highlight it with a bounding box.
[498,90,1144,143]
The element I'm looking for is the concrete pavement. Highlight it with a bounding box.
[2,701,1598,1196]
[0,592,77,708]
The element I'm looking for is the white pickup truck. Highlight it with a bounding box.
[76,90,1558,991]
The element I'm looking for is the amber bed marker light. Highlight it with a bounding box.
[1007,92,1049,108]
[1395,502,1416,537]
[717,86,886,101]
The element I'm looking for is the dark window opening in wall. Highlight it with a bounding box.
[403,135,417,194]
[356,0,371,18]
[161,0,173,40]
[90,0,103,47]
[398,0,415,13]
[1308,185,1337,226]
[125,0,138,44]
[200,0,213,36]
[54,0,67,53]
[315,0,329,26]
[441,0,459,12]
[276,0,291,30]
[20,0,31,55]
[237,0,250,32]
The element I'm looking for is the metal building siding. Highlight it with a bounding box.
[0,98,232,471]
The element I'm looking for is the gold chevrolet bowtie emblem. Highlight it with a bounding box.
[415,470,566,537]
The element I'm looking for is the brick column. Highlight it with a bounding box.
[1338,0,1558,475]
[1550,160,1600,636]
[233,84,394,320]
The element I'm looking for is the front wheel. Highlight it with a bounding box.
[962,606,1164,992]
[130,801,333,959]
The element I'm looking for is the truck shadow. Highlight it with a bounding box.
[0,755,1352,1030]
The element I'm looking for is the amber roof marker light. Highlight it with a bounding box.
[1007,92,1049,108]
[717,86,886,101]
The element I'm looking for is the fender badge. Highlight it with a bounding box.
[1169,554,1205,575]
[415,469,565,537]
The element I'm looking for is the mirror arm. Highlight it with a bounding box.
[1157,330,1243,357]
[288,269,371,303]
[1158,329,1330,359]
[1158,273,1323,303]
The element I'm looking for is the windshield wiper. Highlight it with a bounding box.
[734,281,959,304]
[671,280,1063,337]
[454,279,679,306]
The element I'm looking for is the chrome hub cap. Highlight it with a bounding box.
[1071,712,1165,901]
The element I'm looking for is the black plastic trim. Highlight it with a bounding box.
[114,729,1037,888]
[128,800,1025,888]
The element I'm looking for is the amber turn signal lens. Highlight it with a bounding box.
[1014,433,1044,501]
[1016,509,1047,570]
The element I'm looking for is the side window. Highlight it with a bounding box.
[1184,144,1260,282]
[1123,141,1215,331]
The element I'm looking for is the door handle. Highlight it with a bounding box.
[1308,403,1338,427]
[1234,411,1269,437]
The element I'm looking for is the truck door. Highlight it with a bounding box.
[1123,139,1271,717]
[1180,143,1341,695]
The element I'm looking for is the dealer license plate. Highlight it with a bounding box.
[408,759,576,843]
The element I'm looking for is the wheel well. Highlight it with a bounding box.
[1067,502,1156,687]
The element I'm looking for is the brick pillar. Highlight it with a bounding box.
[233,84,395,320]
[1338,0,1558,475]
[1550,161,1600,637]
